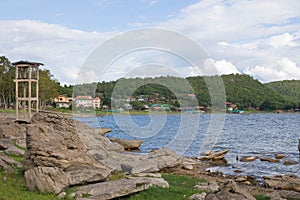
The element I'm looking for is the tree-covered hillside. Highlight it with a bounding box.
[265,80,300,108]
[221,74,293,110]
[74,74,298,110]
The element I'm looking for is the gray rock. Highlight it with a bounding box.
[264,175,300,192]
[188,192,207,200]
[23,112,181,196]
[23,113,113,194]
[283,160,298,165]
[6,145,25,156]
[0,152,22,172]
[75,177,169,200]
[199,150,229,161]
[132,173,162,178]
[183,163,194,170]
[205,180,256,200]
[0,138,25,156]
[110,137,142,150]
[131,148,179,174]
[0,139,10,150]
[194,181,219,193]
[0,120,26,140]
[16,137,26,149]
[93,127,111,136]
[24,167,69,194]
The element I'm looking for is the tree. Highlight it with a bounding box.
[130,100,146,111]
[38,69,60,109]
[0,56,15,109]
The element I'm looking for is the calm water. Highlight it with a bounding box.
[77,113,300,178]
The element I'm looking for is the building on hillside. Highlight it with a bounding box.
[54,94,73,108]
[74,96,101,109]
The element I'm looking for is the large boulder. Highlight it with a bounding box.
[264,175,300,192]
[23,113,113,194]
[130,148,180,174]
[75,177,169,200]
[110,137,142,150]
[0,117,26,141]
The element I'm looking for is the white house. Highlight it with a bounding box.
[74,96,101,109]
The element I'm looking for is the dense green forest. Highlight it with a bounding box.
[1,55,299,111]
[73,74,299,111]
[265,80,300,107]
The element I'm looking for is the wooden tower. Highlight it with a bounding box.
[13,61,43,122]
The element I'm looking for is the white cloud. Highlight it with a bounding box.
[244,58,300,82]
[160,0,300,82]
[265,32,297,48]
[202,59,240,75]
[0,20,113,85]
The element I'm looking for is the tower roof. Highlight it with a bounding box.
[12,60,44,66]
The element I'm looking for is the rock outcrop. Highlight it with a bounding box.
[110,137,142,150]
[93,127,111,136]
[23,112,179,196]
[240,156,258,162]
[205,180,256,200]
[0,152,22,172]
[24,113,113,194]
[194,181,220,193]
[264,175,300,192]
[260,157,280,163]
[198,150,229,161]
[75,177,169,200]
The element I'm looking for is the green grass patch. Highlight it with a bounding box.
[108,172,126,181]
[120,174,206,200]
[0,169,75,200]
[4,152,24,163]
[254,194,270,200]
[0,109,15,113]
[13,140,26,151]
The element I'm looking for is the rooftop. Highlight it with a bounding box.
[12,60,44,67]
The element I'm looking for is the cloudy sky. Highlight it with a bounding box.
[1,0,300,84]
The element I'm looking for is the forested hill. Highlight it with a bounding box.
[265,80,300,107]
[82,74,299,110]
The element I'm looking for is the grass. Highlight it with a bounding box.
[13,140,26,151]
[254,194,271,200]
[0,169,73,200]
[119,174,206,200]
[5,153,23,163]
[0,109,15,113]
[108,172,126,181]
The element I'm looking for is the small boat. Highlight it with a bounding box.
[230,110,244,114]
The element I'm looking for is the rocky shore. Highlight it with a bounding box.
[0,112,299,200]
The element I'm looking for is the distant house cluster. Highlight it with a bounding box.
[54,94,101,109]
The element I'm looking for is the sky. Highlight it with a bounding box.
[0,0,300,85]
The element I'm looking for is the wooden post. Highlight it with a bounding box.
[15,66,19,120]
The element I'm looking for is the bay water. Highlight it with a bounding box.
[77,113,300,178]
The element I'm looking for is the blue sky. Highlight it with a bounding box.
[0,0,196,31]
[0,0,300,84]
